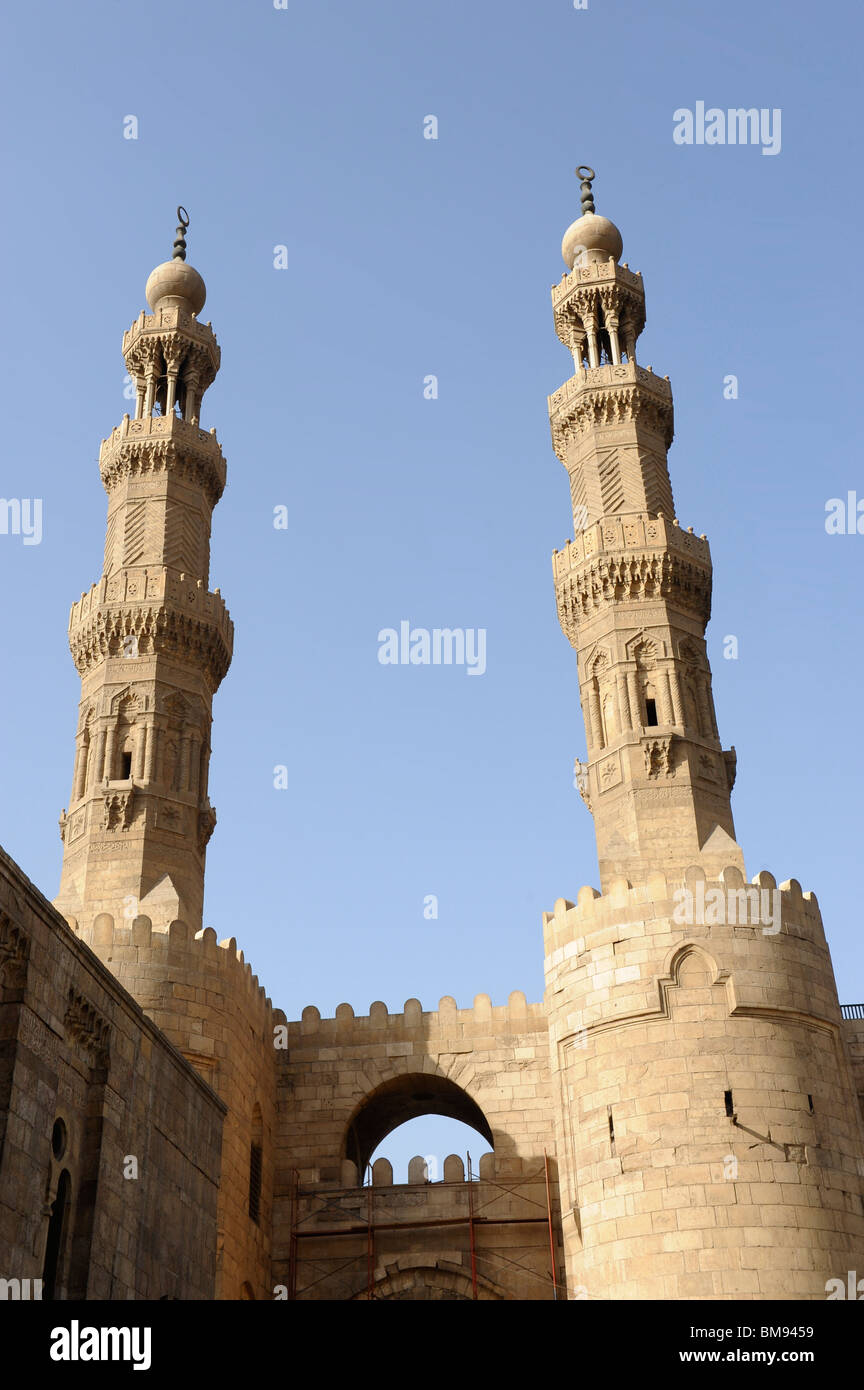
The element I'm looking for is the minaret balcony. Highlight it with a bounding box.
[68,569,234,688]
[553,515,713,639]
[100,412,224,464]
[549,361,671,412]
[548,362,674,456]
[553,512,710,576]
[99,413,227,502]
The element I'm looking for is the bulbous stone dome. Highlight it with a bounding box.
[561,212,623,270]
[145,259,207,315]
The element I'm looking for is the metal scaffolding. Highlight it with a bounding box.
[284,1155,561,1301]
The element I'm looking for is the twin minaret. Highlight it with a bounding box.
[549,169,743,890]
[48,183,864,1304]
[56,180,744,931]
[56,211,232,933]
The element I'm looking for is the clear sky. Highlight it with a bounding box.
[1,0,861,1177]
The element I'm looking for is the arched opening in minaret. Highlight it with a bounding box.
[644,686,659,727]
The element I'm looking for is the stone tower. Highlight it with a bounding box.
[550,169,742,892]
[55,210,232,934]
[544,171,864,1299]
[51,215,276,1300]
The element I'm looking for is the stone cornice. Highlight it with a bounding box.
[99,415,226,505]
[549,364,674,456]
[68,572,233,691]
[551,258,644,310]
[553,512,710,574]
[554,545,713,643]
[122,305,220,366]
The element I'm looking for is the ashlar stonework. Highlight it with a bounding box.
[1,187,863,1300]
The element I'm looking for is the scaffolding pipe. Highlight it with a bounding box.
[295,1214,550,1237]
[366,1165,374,1299]
[467,1151,478,1300]
[543,1150,558,1301]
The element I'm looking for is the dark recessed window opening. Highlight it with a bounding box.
[645,698,659,727]
[42,1169,71,1300]
[249,1143,262,1225]
[607,1105,616,1154]
[51,1119,67,1161]
[120,751,133,780]
[724,1090,734,1117]
[808,1094,815,1114]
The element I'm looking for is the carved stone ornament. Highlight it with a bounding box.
[104,788,135,831]
[644,736,675,779]
[197,803,217,853]
[64,988,110,1070]
[0,911,29,989]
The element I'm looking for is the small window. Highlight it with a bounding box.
[51,1119,67,1161]
[120,751,132,780]
[248,1143,262,1224]
[645,698,659,727]
[42,1169,72,1300]
[724,1090,735,1117]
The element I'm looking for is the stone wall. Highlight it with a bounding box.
[0,846,223,1300]
[842,1014,864,1123]
[288,1154,560,1300]
[271,992,562,1299]
[74,911,278,1300]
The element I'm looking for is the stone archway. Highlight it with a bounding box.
[344,1071,494,1173]
[354,1261,505,1301]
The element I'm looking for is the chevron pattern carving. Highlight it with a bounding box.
[122,500,147,567]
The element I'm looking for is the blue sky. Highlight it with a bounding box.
[1,0,861,1175]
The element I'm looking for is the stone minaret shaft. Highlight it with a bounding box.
[550,171,742,890]
[56,212,233,932]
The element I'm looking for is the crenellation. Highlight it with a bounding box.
[3,176,861,1306]
[280,992,549,1040]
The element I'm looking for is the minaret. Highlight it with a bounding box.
[550,169,743,890]
[544,171,864,1302]
[56,209,233,933]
